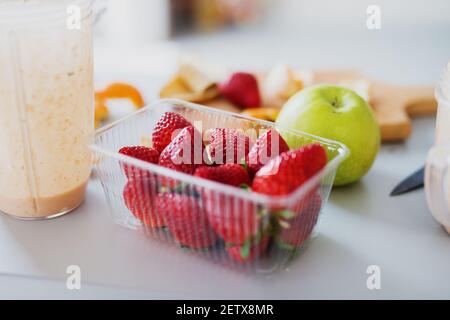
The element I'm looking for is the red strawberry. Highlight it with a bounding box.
[159,126,205,176]
[119,146,159,179]
[298,144,328,178]
[194,164,250,187]
[203,193,261,245]
[208,128,252,165]
[219,72,261,109]
[198,164,260,245]
[226,235,269,263]
[123,179,164,228]
[276,193,322,250]
[152,112,191,153]
[252,143,327,196]
[155,193,217,249]
[246,128,290,177]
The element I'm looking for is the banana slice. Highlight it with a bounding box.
[159,75,219,103]
[338,79,371,102]
[262,64,304,108]
[178,55,225,93]
[160,55,226,103]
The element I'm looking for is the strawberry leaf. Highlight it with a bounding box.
[240,159,248,171]
[240,184,250,190]
[276,241,297,251]
[174,182,187,193]
[277,210,295,219]
[240,240,251,260]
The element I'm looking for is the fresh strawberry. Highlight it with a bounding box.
[246,128,290,177]
[252,143,327,196]
[276,193,322,250]
[159,126,205,176]
[119,146,160,179]
[219,72,261,109]
[297,143,328,178]
[199,163,261,245]
[203,193,261,245]
[194,164,250,187]
[208,128,252,165]
[152,112,191,153]
[123,178,164,228]
[226,235,269,263]
[155,193,217,249]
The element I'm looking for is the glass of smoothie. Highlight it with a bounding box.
[0,0,94,219]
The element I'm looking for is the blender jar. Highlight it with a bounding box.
[425,62,450,233]
[0,0,94,219]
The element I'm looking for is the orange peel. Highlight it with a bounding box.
[97,82,145,108]
[94,82,145,128]
[94,100,109,122]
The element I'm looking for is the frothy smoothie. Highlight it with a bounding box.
[0,2,93,218]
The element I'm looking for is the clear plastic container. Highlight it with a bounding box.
[0,0,94,219]
[92,99,349,273]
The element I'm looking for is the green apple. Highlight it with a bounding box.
[276,84,380,186]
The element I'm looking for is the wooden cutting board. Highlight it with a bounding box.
[312,69,437,142]
[204,69,437,142]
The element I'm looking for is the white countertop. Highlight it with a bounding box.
[1,114,449,299]
[1,25,450,299]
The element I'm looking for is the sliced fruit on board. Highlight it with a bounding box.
[241,107,280,122]
[201,69,436,142]
[160,75,219,103]
[96,82,145,108]
[219,72,261,109]
[312,69,436,141]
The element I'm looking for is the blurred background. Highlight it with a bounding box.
[94,0,450,89]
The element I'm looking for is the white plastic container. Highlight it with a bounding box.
[0,0,94,219]
[92,99,349,273]
[425,62,450,233]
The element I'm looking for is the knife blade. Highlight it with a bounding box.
[390,167,424,196]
